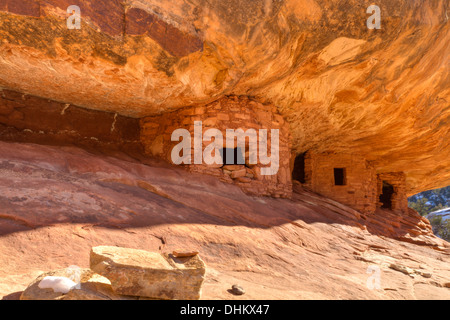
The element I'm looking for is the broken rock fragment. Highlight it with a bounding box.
[90,246,206,300]
[20,268,135,300]
[172,250,199,258]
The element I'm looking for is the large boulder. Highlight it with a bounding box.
[90,246,206,300]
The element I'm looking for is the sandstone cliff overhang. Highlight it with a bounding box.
[0,0,448,195]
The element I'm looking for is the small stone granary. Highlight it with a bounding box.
[141,96,292,198]
[291,151,408,214]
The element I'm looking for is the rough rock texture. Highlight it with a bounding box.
[141,96,293,198]
[0,142,449,300]
[90,246,206,300]
[20,268,136,300]
[0,0,448,195]
[302,151,378,214]
[0,88,142,154]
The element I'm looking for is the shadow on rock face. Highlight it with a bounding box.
[0,139,443,252]
[1,291,23,300]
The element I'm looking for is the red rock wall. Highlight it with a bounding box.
[0,89,142,154]
[0,0,203,57]
[0,0,40,17]
[141,96,292,198]
[41,0,124,37]
[126,7,203,57]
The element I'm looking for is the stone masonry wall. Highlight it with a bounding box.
[303,151,378,214]
[377,172,408,212]
[140,96,292,198]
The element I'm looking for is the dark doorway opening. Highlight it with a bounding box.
[334,168,346,186]
[220,147,245,165]
[379,181,394,209]
[292,152,306,183]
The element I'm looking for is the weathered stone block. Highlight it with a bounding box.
[20,268,136,300]
[90,246,206,300]
[231,168,247,179]
[217,113,230,121]
[222,165,244,171]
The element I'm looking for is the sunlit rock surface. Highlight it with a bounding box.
[0,141,449,300]
[0,0,448,194]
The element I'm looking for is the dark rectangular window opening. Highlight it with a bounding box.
[334,168,346,186]
[379,181,394,209]
[219,147,245,166]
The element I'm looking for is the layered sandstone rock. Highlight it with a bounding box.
[0,142,448,300]
[0,88,142,154]
[0,0,448,196]
[90,246,206,300]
